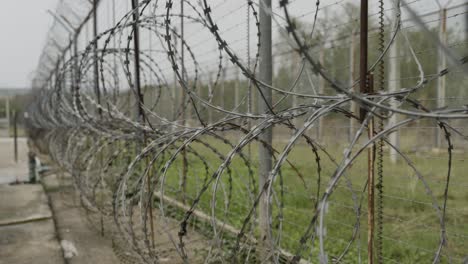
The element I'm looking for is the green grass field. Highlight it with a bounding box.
[99,129,467,263]
[140,133,468,263]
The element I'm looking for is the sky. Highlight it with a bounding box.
[0,0,464,89]
[0,0,58,89]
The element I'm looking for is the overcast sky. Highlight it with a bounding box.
[0,0,58,89]
[0,0,463,89]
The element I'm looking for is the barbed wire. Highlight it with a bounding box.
[27,0,468,263]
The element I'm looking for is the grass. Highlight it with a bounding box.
[116,133,468,263]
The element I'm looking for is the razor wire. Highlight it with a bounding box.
[27,0,468,263]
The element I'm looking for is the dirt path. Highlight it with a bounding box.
[42,174,121,264]
[42,173,210,264]
[0,184,63,264]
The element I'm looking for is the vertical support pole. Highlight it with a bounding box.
[180,0,188,205]
[436,8,447,148]
[6,97,10,134]
[235,63,240,110]
[388,8,400,163]
[234,62,240,127]
[69,43,75,99]
[180,0,186,124]
[291,53,299,130]
[172,28,178,123]
[360,0,369,121]
[349,29,357,142]
[131,0,155,249]
[13,111,18,164]
[318,47,325,142]
[208,71,214,124]
[112,0,119,102]
[131,0,143,123]
[93,0,104,237]
[73,35,80,116]
[258,0,273,261]
[246,0,253,158]
[93,0,101,116]
[221,59,226,110]
[367,75,375,264]
[360,1,375,263]
[73,36,79,89]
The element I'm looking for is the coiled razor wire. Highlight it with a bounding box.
[27,0,468,263]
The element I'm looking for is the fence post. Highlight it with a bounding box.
[235,62,240,112]
[131,0,155,248]
[112,0,119,102]
[388,6,400,163]
[291,53,299,130]
[359,1,375,263]
[221,58,226,110]
[246,1,254,157]
[258,0,273,261]
[172,29,178,123]
[436,8,447,148]
[349,29,357,142]
[92,0,105,237]
[13,111,18,164]
[179,0,188,205]
[6,97,10,135]
[318,47,325,142]
[93,0,101,116]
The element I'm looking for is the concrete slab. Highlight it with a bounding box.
[0,184,51,226]
[0,138,28,184]
[0,184,62,264]
[0,219,63,264]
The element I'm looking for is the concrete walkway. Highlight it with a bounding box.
[0,137,28,184]
[0,137,120,264]
[0,137,209,263]
[0,137,62,264]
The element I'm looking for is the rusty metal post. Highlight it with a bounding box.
[360,1,375,263]
[360,0,369,122]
